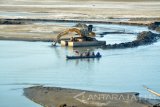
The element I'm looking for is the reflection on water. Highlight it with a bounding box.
[66,57,101,66]
[68,46,100,53]
[66,46,101,65]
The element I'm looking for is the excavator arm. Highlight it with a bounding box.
[53,28,83,46]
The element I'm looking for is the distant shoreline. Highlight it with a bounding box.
[0,18,159,26]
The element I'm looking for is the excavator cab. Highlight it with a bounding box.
[88,25,93,32]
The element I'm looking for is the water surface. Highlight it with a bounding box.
[0,24,160,107]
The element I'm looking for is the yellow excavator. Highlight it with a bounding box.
[53,24,95,46]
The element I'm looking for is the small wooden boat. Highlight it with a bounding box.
[66,55,101,59]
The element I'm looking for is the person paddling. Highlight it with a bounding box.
[96,52,100,57]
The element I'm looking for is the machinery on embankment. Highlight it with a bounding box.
[53,23,106,47]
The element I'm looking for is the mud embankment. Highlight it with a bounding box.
[102,31,160,49]
[148,22,160,32]
[23,86,160,107]
[0,18,153,26]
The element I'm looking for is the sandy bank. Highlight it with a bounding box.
[0,0,160,19]
[0,19,159,49]
[24,86,160,107]
[0,0,160,42]
[0,22,72,42]
[0,0,160,21]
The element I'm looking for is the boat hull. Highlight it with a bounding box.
[66,55,101,59]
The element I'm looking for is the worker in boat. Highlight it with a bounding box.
[92,52,95,56]
[74,50,79,56]
[96,52,100,57]
[86,51,90,56]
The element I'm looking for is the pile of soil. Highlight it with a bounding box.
[24,86,159,107]
[148,22,160,32]
[102,31,160,49]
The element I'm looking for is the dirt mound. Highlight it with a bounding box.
[148,22,160,32]
[74,23,88,28]
[102,31,160,49]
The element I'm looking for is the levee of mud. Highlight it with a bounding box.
[23,86,160,107]
[102,31,160,49]
[0,18,155,26]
